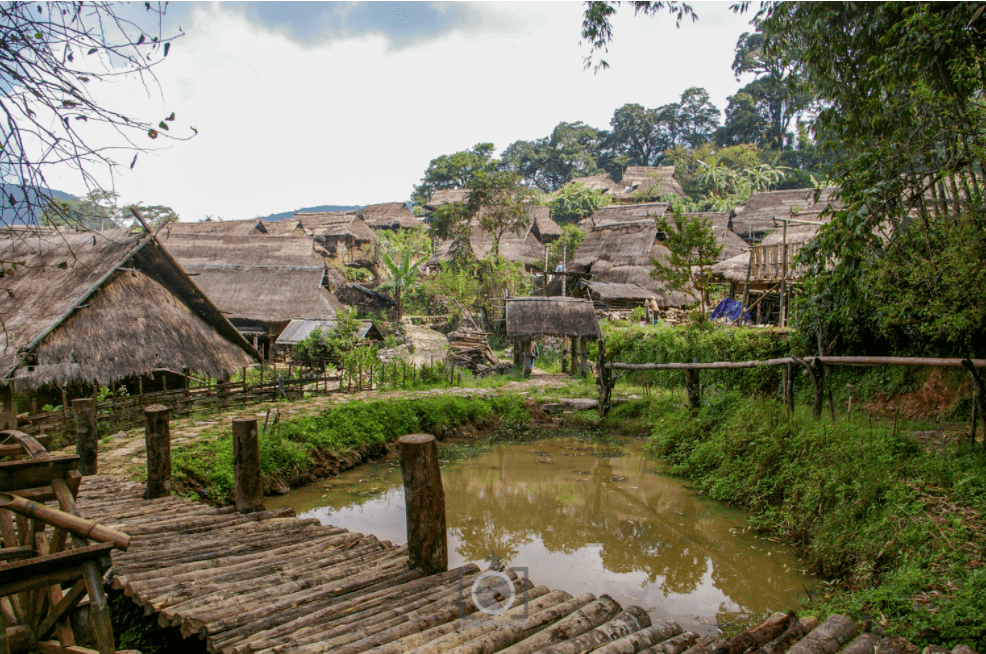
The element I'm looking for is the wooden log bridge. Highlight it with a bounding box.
[69,475,978,654]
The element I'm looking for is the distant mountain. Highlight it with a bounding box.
[0,184,76,226]
[259,204,359,222]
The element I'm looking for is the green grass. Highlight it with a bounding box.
[638,389,986,649]
[170,394,530,503]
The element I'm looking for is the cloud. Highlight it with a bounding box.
[180,1,531,50]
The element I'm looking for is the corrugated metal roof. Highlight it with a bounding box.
[275,319,378,345]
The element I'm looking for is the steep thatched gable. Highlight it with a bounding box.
[0,227,259,390]
[260,219,306,236]
[530,207,562,244]
[730,187,841,244]
[505,297,601,339]
[358,203,421,231]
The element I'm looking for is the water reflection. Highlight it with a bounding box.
[266,437,816,635]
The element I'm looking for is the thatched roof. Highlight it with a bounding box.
[425,189,471,211]
[578,202,668,231]
[160,233,322,268]
[568,220,692,307]
[358,203,421,231]
[580,280,658,302]
[730,187,841,244]
[505,297,601,339]
[0,227,259,390]
[425,218,545,270]
[160,234,342,323]
[617,166,686,200]
[680,212,749,261]
[293,211,377,243]
[165,219,265,236]
[260,219,306,236]
[568,167,685,203]
[530,207,563,244]
[711,252,751,284]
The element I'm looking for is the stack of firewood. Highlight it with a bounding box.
[447,328,499,371]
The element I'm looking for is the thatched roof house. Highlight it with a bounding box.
[729,187,841,244]
[577,280,659,308]
[424,189,471,212]
[358,203,421,231]
[568,219,691,308]
[425,214,547,271]
[166,219,266,236]
[292,210,376,259]
[275,319,382,347]
[577,202,669,232]
[160,233,343,357]
[530,207,563,244]
[505,297,601,339]
[0,227,259,390]
[569,166,686,204]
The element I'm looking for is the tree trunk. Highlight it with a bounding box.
[72,399,98,476]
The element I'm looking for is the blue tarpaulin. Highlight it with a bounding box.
[710,298,750,324]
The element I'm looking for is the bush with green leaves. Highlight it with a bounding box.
[549,182,611,225]
[293,307,365,367]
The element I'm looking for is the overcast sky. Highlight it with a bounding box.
[47,1,757,221]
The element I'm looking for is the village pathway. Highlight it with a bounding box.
[55,368,586,480]
[401,323,451,366]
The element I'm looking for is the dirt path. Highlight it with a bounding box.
[58,367,588,480]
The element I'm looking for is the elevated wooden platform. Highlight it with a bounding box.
[76,477,979,654]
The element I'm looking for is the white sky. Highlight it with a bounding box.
[45,2,756,221]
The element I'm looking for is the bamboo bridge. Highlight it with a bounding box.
[70,473,977,654]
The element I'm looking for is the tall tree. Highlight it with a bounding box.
[411,143,497,206]
[650,211,722,312]
[501,122,608,192]
[466,170,538,261]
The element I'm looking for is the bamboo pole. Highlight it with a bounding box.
[0,493,130,551]
[399,434,446,574]
[233,418,265,514]
[143,404,172,499]
[72,399,98,476]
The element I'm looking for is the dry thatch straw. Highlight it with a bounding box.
[0,227,259,390]
[260,219,306,236]
[530,206,562,244]
[160,233,321,267]
[569,166,686,203]
[164,219,265,236]
[505,297,601,339]
[680,212,749,261]
[358,202,422,231]
[569,219,692,307]
[293,210,377,243]
[577,202,669,231]
[730,187,841,244]
[424,189,471,211]
[426,217,545,270]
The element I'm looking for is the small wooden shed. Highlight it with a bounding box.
[504,297,601,376]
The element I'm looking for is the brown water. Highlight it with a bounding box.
[265,437,818,636]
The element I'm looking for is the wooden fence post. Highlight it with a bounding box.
[961,360,986,451]
[72,398,98,476]
[399,434,447,574]
[684,360,701,414]
[143,404,172,499]
[233,417,265,514]
[786,362,795,414]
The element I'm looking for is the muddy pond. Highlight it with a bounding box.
[265,436,818,636]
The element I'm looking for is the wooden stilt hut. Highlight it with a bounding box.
[504,297,602,376]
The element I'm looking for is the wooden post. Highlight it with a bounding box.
[233,417,265,514]
[143,404,172,499]
[561,337,568,373]
[684,359,701,414]
[72,399,98,476]
[961,360,986,451]
[780,219,788,328]
[580,338,589,375]
[398,434,447,574]
[786,361,795,414]
[0,384,15,430]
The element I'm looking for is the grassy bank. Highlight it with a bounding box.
[638,390,985,648]
[168,394,531,504]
